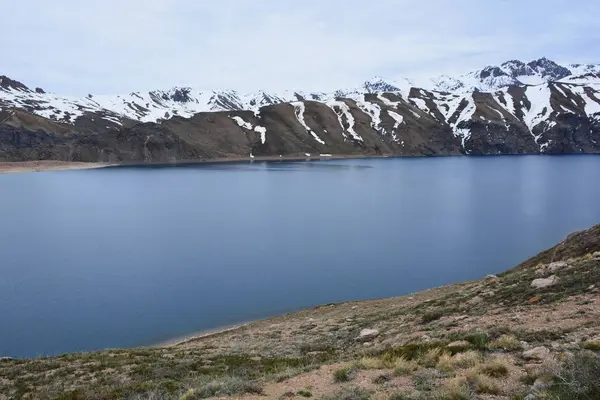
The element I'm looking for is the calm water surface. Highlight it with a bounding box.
[1,156,600,358]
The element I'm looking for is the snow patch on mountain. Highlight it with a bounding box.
[292,102,325,144]
[326,100,363,142]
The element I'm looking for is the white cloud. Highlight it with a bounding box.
[4,0,599,95]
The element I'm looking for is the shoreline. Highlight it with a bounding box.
[3,153,597,175]
[0,161,115,175]
[0,154,401,175]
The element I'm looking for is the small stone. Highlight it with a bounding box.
[523,346,551,360]
[467,296,483,305]
[356,328,380,342]
[485,274,499,280]
[363,341,373,347]
[351,306,359,310]
[533,379,549,390]
[421,335,432,342]
[447,340,470,350]
[548,261,568,273]
[531,275,558,289]
[588,285,596,290]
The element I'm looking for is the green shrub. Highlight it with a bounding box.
[333,366,355,383]
[422,310,445,324]
[582,341,600,351]
[544,351,600,399]
[297,389,313,397]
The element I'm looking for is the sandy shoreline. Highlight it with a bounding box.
[0,161,115,175]
[0,154,401,175]
[155,321,252,348]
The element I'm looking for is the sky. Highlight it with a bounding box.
[4,0,600,96]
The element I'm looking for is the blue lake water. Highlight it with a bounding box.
[1,155,600,358]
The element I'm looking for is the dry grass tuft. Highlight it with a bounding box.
[490,334,523,351]
[478,355,511,378]
[393,357,419,376]
[354,356,386,370]
[419,348,444,368]
[451,351,481,369]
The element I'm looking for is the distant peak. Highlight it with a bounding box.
[0,75,29,92]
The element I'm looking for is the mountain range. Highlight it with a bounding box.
[1,57,599,163]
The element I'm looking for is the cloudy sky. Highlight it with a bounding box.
[5,0,600,95]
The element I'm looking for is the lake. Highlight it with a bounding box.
[1,155,600,358]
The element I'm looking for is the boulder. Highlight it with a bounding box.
[548,261,568,273]
[356,328,380,342]
[531,276,558,289]
[523,346,551,360]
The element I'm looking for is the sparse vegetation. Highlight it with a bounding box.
[189,376,263,398]
[321,387,371,400]
[412,368,443,391]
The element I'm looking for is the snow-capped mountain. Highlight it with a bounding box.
[1,58,598,126]
[432,57,600,93]
[1,57,599,164]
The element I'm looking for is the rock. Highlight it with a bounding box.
[524,394,537,400]
[548,261,568,272]
[533,379,549,390]
[467,296,483,305]
[447,340,470,350]
[356,328,380,342]
[421,335,432,342]
[351,306,359,310]
[531,275,558,289]
[523,346,551,360]
[485,274,499,280]
[363,342,373,347]
[588,285,596,290]
[0,357,13,362]
[527,296,542,304]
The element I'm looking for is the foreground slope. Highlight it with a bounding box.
[1,223,599,399]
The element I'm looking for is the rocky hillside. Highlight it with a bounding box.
[1,223,599,399]
[1,58,599,163]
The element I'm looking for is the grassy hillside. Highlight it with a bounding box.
[1,224,600,400]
